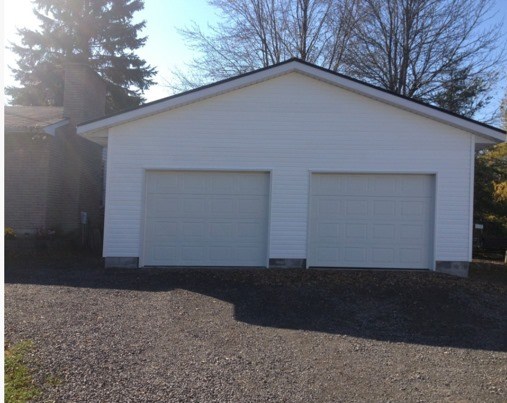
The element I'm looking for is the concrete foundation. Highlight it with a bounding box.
[105,257,139,269]
[435,261,469,278]
[269,258,306,269]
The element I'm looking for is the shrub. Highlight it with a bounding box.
[5,227,16,240]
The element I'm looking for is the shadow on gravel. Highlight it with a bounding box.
[5,256,507,352]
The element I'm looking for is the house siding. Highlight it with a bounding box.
[45,126,104,234]
[103,72,473,264]
[5,132,51,234]
[5,127,103,237]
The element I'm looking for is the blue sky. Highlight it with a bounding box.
[3,0,507,114]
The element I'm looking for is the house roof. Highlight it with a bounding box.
[77,58,506,143]
[4,106,68,134]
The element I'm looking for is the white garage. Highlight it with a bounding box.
[143,171,269,267]
[308,174,434,269]
[77,59,505,275]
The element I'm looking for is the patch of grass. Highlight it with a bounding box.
[45,375,61,387]
[4,340,41,403]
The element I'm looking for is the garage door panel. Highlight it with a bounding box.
[401,176,433,195]
[314,174,342,195]
[210,175,236,193]
[237,222,265,239]
[316,198,340,216]
[343,247,367,263]
[152,245,178,261]
[143,171,269,266]
[372,248,395,264]
[181,246,206,261]
[400,248,423,264]
[316,247,339,264]
[345,223,368,239]
[373,200,396,217]
[346,176,370,194]
[209,222,234,238]
[180,198,207,217]
[209,198,235,217]
[400,200,429,217]
[235,246,265,261]
[151,221,180,240]
[147,173,178,192]
[399,224,425,240]
[146,195,180,218]
[180,174,208,194]
[237,175,270,195]
[318,223,339,239]
[372,176,397,195]
[345,200,369,216]
[238,196,268,217]
[181,222,206,239]
[373,224,395,239]
[309,174,434,269]
[209,247,232,261]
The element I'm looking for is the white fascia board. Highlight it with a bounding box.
[77,61,506,143]
[41,118,69,136]
[84,128,109,146]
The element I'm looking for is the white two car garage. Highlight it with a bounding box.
[142,171,434,270]
[78,61,504,274]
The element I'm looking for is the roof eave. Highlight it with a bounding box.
[43,118,69,135]
[5,118,69,136]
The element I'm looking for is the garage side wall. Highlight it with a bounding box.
[103,73,473,268]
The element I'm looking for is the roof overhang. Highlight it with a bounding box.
[5,118,69,136]
[43,118,69,135]
[77,60,506,145]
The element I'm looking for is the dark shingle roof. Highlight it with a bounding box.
[4,106,66,132]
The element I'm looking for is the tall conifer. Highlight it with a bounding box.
[7,0,156,113]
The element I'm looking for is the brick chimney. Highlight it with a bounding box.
[63,63,106,127]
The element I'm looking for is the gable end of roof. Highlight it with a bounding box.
[77,59,506,143]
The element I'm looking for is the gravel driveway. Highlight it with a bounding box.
[5,255,507,402]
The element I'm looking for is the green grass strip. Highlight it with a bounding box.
[5,341,41,403]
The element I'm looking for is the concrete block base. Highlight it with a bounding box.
[269,258,306,269]
[105,257,139,269]
[435,261,469,278]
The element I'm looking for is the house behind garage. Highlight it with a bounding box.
[5,63,105,238]
[78,59,506,275]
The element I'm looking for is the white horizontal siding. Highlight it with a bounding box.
[103,72,473,263]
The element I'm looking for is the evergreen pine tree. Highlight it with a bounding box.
[7,0,156,113]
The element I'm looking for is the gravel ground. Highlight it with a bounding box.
[5,255,507,402]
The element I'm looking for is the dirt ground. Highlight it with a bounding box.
[5,255,507,402]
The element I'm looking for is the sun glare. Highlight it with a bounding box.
[4,0,39,41]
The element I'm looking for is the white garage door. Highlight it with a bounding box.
[143,171,269,267]
[309,174,434,269]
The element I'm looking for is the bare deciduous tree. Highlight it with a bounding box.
[173,0,504,118]
[173,0,362,90]
[346,0,503,116]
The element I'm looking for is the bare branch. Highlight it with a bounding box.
[171,0,505,119]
